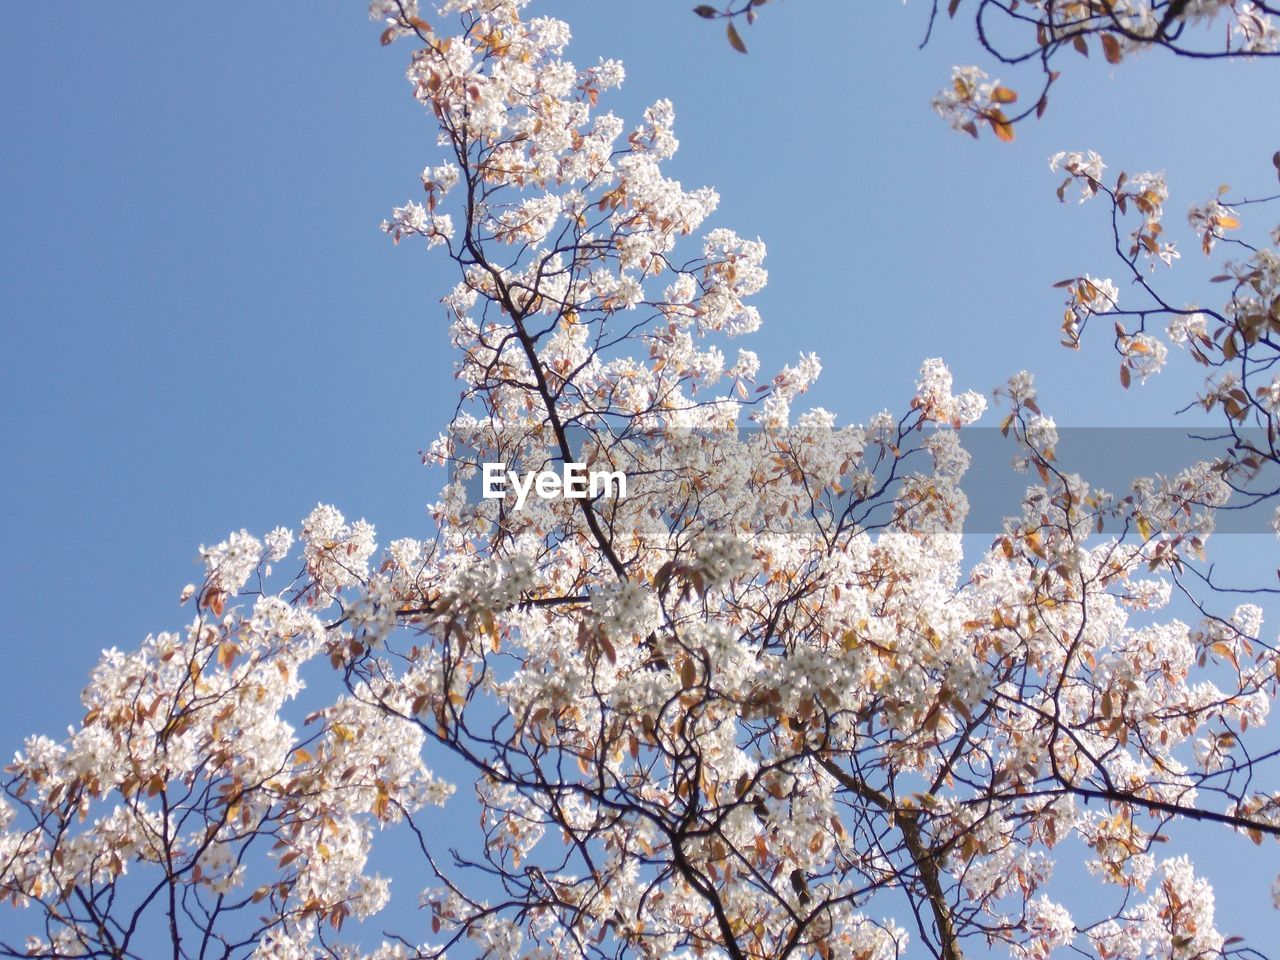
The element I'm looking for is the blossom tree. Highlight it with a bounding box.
[698,0,1280,140]
[1049,148,1280,505]
[3,2,1280,959]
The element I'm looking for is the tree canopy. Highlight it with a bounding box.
[3,2,1280,959]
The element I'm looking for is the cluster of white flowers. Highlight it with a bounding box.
[1088,857,1224,959]
[199,528,264,594]
[421,160,460,195]
[382,200,454,247]
[442,553,535,615]
[1024,413,1058,454]
[263,525,294,562]
[1120,330,1169,381]
[1050,149,1105,199]
[931,65,1004,136]
[590,579,659,637]
[1166,310,1208,344]
[1236,1,1280,50]
[1188,197,1240,254]
[1013,896,1076,959]
[915,357,987,426]
[300,504,377,594]
[1076,273,1119,313]
[690,530,754,588]
[755,351,821,426]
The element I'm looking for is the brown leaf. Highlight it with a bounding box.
[654,560,676,596]
[726,21,747,53]
[789,867,806,895]
[989,116,1015,142]
[1101,33,1123,64]
[202,587,226,617]
[597,631,617,665]
[680,658,697,689]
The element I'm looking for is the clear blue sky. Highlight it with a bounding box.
[2,0,1279,950]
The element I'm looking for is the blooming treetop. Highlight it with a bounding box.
[3,2,1280,960]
